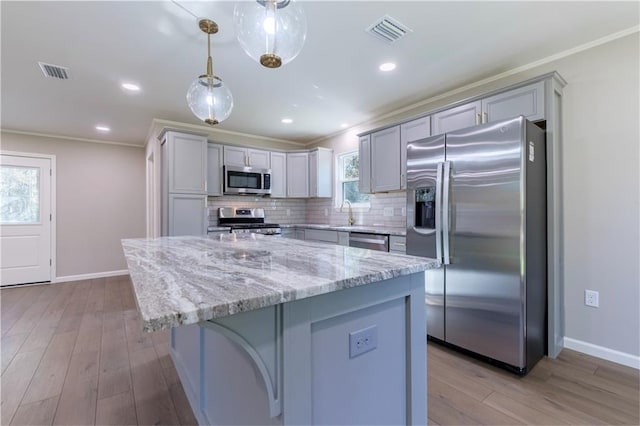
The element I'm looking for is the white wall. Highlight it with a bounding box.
[312,33,640,359]
[1,131,146,278]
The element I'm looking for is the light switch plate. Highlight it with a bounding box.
[384,207,394,217]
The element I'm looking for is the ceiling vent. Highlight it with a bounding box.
[38,62,70,80]
[366,15,412,44]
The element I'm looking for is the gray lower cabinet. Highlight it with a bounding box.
[389,235,407,254]
[168,194,207,236]
[337,231,349,246]
[304,229,338,244]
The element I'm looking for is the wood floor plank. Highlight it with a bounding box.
[73,311,104,354]
[594,362,640,390]
[53,373,99,425]
[428,376,523,425]
[0,349,46,425]
[21,330,78,405]
[1,286,44,335]
[98,367,133,400]
[3,278,639,426]
[427,344,611,425]
[129,346,180,426]
[5,285,58,337]
[1,332,29,374]
[96,390,138,425]
[482,390,565,425]
[9,395,59,426]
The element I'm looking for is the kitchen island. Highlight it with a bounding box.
[122,234,438,425]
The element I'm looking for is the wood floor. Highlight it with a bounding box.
[1,277,638,426]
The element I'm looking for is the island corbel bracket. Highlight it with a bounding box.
[201,304,283,418]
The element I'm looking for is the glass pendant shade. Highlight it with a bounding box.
[186,75,233,125]
[234,0,307,68]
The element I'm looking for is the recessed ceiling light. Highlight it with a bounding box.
[341,123,349,128]
[281,118,293,124]
[95,125,111,132]
[379,62,396,72]
[121,83,141,92]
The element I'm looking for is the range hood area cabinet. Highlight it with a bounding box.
[286,148,333,198]
[222,146,271,169]
[161,131,208,236]
[359,79,547,194]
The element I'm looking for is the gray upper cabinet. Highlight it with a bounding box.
[371,126,401,192]
[432,81,546,136]
[270,151,287,198]
[358,135,371,194]
[287,152,309,198]
[165,132,207,194]
[482,81,545,123]
[432,100,482,135]
[309,148,332,198]
[400,117,431,190]
[207,143,223,196]
[223,146,271,168]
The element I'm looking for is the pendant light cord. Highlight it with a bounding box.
[171,0,198,19]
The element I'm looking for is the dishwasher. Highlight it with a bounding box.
[348,232,389,252]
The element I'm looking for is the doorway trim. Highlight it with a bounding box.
[1,150,57,283]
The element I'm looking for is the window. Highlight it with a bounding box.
[337,151,369,207]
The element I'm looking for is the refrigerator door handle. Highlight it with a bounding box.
[442,161,451,265]
[435,162,443,263]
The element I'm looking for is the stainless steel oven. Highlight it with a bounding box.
[224,166,271,195]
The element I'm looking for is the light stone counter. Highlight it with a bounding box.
[122,233,438,332]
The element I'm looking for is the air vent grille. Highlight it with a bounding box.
[366,15,412,43]
[38,62,70,79]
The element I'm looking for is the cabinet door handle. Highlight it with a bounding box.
[475,113,481,125]
[482,112,488,123]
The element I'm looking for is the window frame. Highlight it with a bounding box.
[335,151,370,210]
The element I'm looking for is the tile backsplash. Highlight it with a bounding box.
[306,192,407,228]
[208,192,407,228]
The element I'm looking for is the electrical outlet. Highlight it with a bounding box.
[384,207,394,217]
[585,290,599,308]
[349,325,378,358]
[401,207,406,216]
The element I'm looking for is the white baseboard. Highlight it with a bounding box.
[563,337,640,370]
[55,269,128,283]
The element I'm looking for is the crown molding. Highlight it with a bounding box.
[306,25,640,147]
[146,118,307,148]
[0,128,143,148]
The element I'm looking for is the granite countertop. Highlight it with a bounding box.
[122,234,438,332]
[282,224,407,236]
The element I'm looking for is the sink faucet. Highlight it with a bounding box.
[340,199,355,226]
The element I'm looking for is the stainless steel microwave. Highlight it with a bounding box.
[223,166,271,195]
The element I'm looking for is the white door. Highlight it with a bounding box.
[0,154,52,286]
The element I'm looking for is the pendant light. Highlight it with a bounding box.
[186,19,234,125]
[233,0,307,68]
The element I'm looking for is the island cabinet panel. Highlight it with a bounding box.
[169,273,426,426]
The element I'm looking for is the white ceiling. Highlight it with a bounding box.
[1,1,638,146]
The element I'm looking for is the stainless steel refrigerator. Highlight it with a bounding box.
[406,116,546,374]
